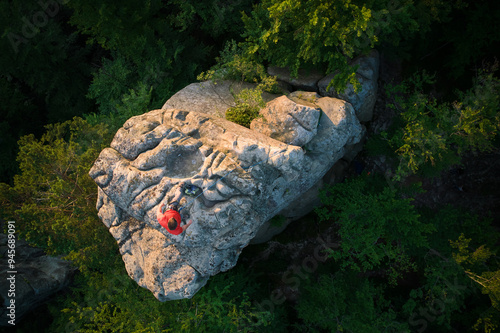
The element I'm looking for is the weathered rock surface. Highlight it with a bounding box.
[250,95,321,147]
[162,80,279,118]
[0,234,75,326]
[250,94,364,242]
[266,50,380,122]
[318,50,380,122]
[89,91,363,300]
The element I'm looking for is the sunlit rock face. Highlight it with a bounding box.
[89,86,366,300]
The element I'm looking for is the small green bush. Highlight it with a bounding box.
[225,88,264,128]
[225,76,279,128]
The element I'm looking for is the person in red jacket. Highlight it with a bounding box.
[157,182,193,235]
[157,201,192,235]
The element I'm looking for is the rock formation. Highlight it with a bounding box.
[270,49,380,122]
[0,234,75,326]
[89,50,379,301]
[318,50,380,122]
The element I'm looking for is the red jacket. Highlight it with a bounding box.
[158,209,182,235]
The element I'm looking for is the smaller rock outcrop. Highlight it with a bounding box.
[318,50,380,122]
[267,50,380,122]
[0,234,75,326]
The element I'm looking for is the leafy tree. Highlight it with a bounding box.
[0,2,96,121]
[381,68,499,179]
[199,41,281,127]
[399,206,500,332]
[225,76,279,127]
[406,0,500,91]
[0,117,116,273]
[0,101,284,332]
[225,87,266,128]
[66,0,256,116]
[451,234,500,332]
[238,0,452,92]
[198,40,272,84]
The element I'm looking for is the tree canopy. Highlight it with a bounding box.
[1,0,499,332]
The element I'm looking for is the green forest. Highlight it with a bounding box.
[1,0,499,332]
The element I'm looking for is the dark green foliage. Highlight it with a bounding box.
[0,111,284,332]
[0,2,95,122]
[0,2,96,183]
[270,215,286,227]
[198,40,272,84]
[316,174,433,284]
[422,206,498,258]
[403,206,500,332]
[382,69,499,180]
[405,0,500,91]
[450,234,500,332]
[0,0,256,184]
[297,271,409,332]
[66,0,256,116]
[442,1,500,79]
[239,0,442,92]
[85,82,153,132]
[48,266,281,333]
[0,117,116,273]
[199,41,281,127]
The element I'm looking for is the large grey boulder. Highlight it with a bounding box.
[89,92,363,300]
[318,50,380,122]
[0,235,75,326]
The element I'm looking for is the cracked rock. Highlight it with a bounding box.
[89,86,364,301]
